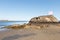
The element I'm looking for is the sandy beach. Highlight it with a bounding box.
[0,0,60,40]
[0,26,60,40]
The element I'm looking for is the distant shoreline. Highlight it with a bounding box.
[0,21,28,22]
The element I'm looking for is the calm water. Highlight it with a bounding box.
[0,21,28,31]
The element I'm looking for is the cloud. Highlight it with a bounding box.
[48,11,53,15]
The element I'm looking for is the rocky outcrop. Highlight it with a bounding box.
[29,15,58,22]
[29,15,59,29]
[4,24,26,29]
[4,15,59,29]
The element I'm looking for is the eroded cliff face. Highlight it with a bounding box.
[28,15,59,29]
[29,15,58,23]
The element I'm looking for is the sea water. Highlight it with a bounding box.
[0,21,28,31]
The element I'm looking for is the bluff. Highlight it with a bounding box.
[29,15,58,23]
[28,15,59,28]
[4,15,60,29]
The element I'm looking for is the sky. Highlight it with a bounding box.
[0,0,60,21]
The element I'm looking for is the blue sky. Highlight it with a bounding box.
[0,0,60,21]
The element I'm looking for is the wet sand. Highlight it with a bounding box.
[0,26,60,40]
